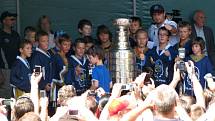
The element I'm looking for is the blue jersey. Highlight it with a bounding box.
[134,47,153,77]
[148,44,177,86]
[30,48,53,90]
[183,55,213,95]
[48,47,60,57]
[173,39,192,58]
[92,65,111,93]
[52,53,71,82]
[68,55,90,95]
[10,56,31,92]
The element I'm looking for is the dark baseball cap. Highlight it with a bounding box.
[150,4,164,16]
[0,11,17,23]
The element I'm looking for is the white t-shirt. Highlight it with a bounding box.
[148,19,178,47]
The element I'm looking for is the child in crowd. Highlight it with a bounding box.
[78,19,93,37]
[37,15,55,49]
[148,27,177,86]
[10,40,32,98]
[183,37,213,95]
[174,21,193,58]
[52,33,71,83]
[87,46,112,93]
[68,38,90,95]
[51,34,72,107]
[24,26,37,50]
[30,31,52,91]
[129,16,142,48]
[134,29,153,77]
[83,35,95,51]
[48,30,66,56]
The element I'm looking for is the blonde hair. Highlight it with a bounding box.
[57,85,76,106]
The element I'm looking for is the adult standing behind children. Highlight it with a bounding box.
[148,4,178,47]
[0,11,21,98]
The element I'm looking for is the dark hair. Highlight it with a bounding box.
[36,30,48,41]
[158,26,171,36]
[19,40,32,49]
[192,37,205,51]
[58,34,71,45]
[18,112,41,121]
[78,19,92,30]
[178,21,191,30]
[87,46,105,60]
[98,94,111,111]
[130,16,142,26]
[83,36,94,44]
[24,26,37,36]
[14,96,34,120]
[150,4,165,16]
[96,25,112,43]
[74,38,85,47]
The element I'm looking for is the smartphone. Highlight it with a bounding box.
[2,99,13,106]
[69,110,79,115]
[34,65,41,75]
[40,90,46,98]
[178,48,185,59]
[144,73,152,85]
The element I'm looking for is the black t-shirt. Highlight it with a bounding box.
[0,29,20,69]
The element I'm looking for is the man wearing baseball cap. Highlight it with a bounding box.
[0,11,21,98]
[148,4,178,47]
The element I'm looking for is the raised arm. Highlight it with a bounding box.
[30,72,42,114]
[185,61,205,108]
[169,63,181,88]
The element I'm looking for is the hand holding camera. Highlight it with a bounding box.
[34,65,42,76]
[185,61,196,80]
[31,65,42,85]
[176,48,186,73]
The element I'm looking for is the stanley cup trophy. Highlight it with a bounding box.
[110,18,135,84]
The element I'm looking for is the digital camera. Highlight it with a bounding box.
[177,60,186,72]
